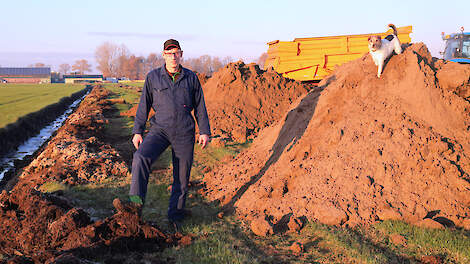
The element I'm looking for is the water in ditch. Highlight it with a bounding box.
[0,92,89,181]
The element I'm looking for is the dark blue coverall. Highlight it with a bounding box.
[129,65,211,221]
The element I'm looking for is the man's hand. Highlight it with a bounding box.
[198,134,210,149]
[132,134,143,149]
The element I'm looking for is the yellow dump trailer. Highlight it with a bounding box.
[264,25,413,81]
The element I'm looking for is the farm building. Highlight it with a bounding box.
[0,67,51,83]
[63,74,103,84]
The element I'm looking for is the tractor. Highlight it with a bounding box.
[441,26,470,64]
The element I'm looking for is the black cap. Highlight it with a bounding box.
[164,39,181,50]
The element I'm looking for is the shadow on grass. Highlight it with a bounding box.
[349,228,417,263]
[309,223,423,264]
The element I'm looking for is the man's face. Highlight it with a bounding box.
[163,48,182,68]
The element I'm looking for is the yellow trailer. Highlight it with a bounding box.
[264,25,413,81]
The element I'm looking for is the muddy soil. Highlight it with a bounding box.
[0,183,172,263]
[202,43,470,235]
[0,86,178,263]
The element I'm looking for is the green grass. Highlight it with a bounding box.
[0,83,84,128]
[38,181,68,193]
[102,82,142,106]
[375,220,470,263]
[118,81,145,86]
[52,84,470,263]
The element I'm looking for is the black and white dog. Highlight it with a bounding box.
[368,24,402,78]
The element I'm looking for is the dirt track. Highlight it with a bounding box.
[202,43,470,235]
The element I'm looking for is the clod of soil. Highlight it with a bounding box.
[203,43,470,231]
[0,182,171,263]
[289,241,304,253]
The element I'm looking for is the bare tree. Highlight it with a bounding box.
[121,55,146,80]
[222,56,233,65]
[95,42,118,77]
[182,55,232,75]
[116,44,131,78]
[95,42,132,77]
[211,57,223,74]
[72,59,91,74]
[58,63,71,75]
[144,53,164,74]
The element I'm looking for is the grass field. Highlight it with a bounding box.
[39,84,470,263]
[0,83,85,128]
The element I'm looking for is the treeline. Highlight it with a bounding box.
[94,42,233,80]
[30,62,92,76]
[182,55,232,76]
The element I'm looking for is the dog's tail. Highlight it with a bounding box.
[388,24,398,36]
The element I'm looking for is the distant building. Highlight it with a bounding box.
[0,67,51,83]
[63,74,103,84]
[51,71,61,83]
[104,77,118,83]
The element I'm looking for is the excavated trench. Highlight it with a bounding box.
[0,87,90,184]
[0,85,188,263]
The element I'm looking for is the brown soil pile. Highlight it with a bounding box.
[0,183,171,263]
[203,43,470,234]
[203,61,310,142]
[16,86,130,189]
[0,86,176,263]
[196,72,210,85]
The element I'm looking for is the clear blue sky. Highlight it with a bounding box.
[1,0,468,73]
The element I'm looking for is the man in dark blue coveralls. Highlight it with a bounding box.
[117,39,210,230]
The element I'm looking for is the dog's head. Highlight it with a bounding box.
[368,35,382,52]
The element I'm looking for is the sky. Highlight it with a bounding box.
[1,0,468,73]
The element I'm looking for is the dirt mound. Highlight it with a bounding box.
[15,86,130,189]
[203,43,470,233]
[196,72,210,85]
[0,182,171,263]
[203,61,310,142]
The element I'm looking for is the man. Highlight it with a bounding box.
[114,39,210,230]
